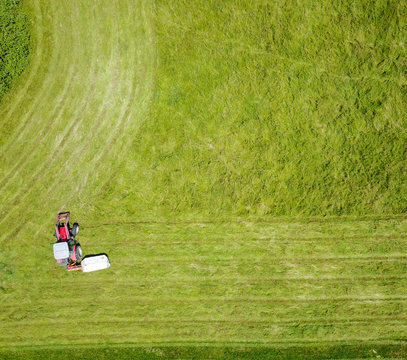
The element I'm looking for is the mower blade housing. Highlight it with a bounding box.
[81,254,111,272]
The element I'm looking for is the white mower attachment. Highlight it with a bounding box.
[81,254,111,273]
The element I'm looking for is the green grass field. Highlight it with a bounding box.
[0,0,406,358]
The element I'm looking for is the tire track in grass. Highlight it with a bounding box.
[0,1,122,240]
[3,296,407,308]
[5,342,403,353]
[111,254,407,263]
[92,235,407,261]
[2,301,405,343]
[15,259,407,289]
[113,251,407,264]
[0,339,405,348]
[6,316,407,326]
[107,234,407,243]
[28,275,407,286]
[83,214,407,227]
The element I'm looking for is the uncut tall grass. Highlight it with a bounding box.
[0,0,30,102]
[95,0,406,221]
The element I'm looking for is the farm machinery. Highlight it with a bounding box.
[52,212,110,272]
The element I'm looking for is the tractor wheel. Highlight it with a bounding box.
[75,244,83,261]
[71,223,79,236]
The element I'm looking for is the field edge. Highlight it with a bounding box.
[0,343,406,360]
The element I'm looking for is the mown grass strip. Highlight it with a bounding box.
[3,295,407,307]
[104,234,407,243]
[84,214,407,227]
[5,316,407,326]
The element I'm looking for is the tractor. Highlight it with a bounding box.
[52,212,110,272]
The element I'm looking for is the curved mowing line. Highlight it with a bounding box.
[20,0,155,242]
[0,68,77,191]
[0,1,98,191]
[29,0,140,212]
[0,0,154,244]
[61,0,156,202]
[90,1,158,204]
[0,0,83,189]
[0,1,107,206]
[0,1,44,130]
[0,2,73,159]
[0,2,81,188]
[0,1,123,238]
[0,72,103,229]
[33,0,124,193]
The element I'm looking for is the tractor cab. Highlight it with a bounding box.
[54,212,79,242]
[58,225,69,241]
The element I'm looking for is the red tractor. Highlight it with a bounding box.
[53,212,83,271]
[53,212,110,272]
